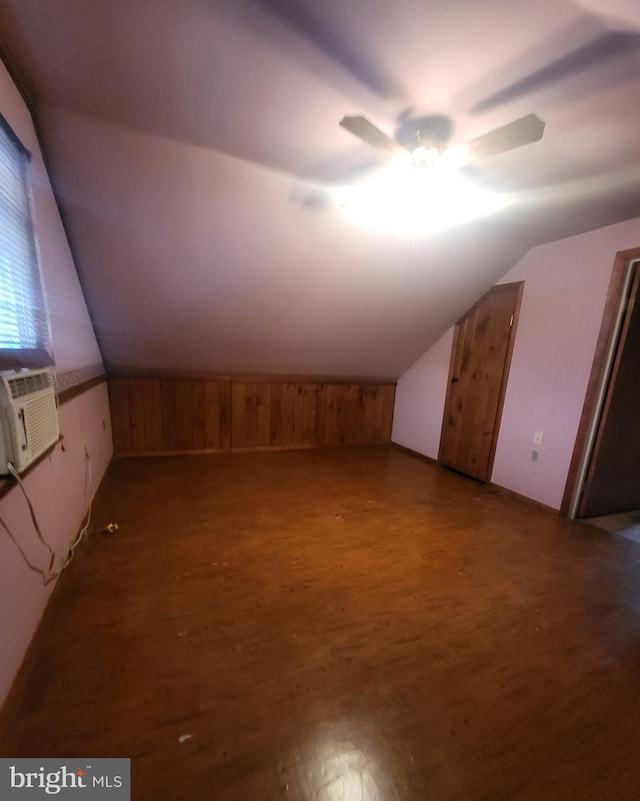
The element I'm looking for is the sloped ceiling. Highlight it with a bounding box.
[1,0,639,378]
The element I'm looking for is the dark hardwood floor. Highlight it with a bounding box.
[2,446,640,800]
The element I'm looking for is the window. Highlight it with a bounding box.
[0,113,52,369]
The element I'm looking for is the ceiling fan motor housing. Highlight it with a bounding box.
[396,114,453,152]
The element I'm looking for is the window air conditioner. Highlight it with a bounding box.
[0,368,59,475]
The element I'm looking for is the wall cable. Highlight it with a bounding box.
[4,451,94,584]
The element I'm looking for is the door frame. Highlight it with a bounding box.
[561,247,640,518]
[439,281,524,482]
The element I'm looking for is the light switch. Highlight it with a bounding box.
[533,430,543,445]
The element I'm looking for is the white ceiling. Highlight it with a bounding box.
[1,0,640,378]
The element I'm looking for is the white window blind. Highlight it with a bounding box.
[0,114,52,369]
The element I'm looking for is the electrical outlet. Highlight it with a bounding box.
[533,430,543,445]
[531,449,539,462]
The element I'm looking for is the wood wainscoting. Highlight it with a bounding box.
[108,375,396,456]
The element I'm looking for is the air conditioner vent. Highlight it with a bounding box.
[8,370,53,400]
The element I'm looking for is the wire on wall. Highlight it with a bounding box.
[2,449,94,585]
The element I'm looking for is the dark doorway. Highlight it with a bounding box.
[578,262,640,517]
[562,248,640,519]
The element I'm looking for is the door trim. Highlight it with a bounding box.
[560,247,640,518]
[439,281,524,482]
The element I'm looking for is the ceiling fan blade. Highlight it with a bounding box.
[465,114,545,163]
[471,31,640,114]
[249,0,399,98]
[340,116,408,158]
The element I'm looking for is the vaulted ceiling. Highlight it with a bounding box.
[1,0,639,378]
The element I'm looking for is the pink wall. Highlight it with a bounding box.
[492,217,640,508]
[393,216,640,509]
[0,62,112,707]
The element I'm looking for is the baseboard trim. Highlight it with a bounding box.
[488,482,559,516]
[114,442,391,458]
[391,442,441,467]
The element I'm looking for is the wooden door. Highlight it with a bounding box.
[439,282,523,481]
[579,265,640,517]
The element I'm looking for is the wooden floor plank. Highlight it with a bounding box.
[2,447,640,801]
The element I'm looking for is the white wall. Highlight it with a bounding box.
[0,61,113,707]
[393,216,640,509]
[392,328,453,459]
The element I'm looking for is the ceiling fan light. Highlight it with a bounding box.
[410,146,440,169]
[335,171,508,238]
[438,144,471,171]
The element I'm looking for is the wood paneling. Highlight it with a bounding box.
[256,383,271,448]
[109,376,396,455]
[109,377,131,454]
[280,383,295,448]
[204,381,231,451]
[128,378,146,452]
[231,381,247,449]
[142,378,162,451]
[174,380,193,451]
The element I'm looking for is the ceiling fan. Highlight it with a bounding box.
[339,112,545,173]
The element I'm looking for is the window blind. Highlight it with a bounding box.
[0,115,52,369]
